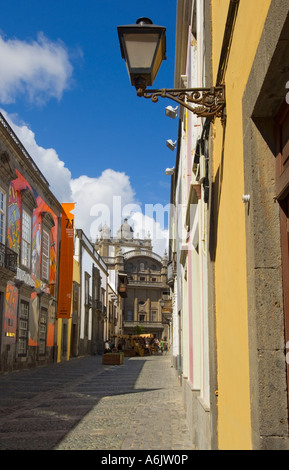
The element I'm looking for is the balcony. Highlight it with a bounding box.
[0,242,17,274]
[167,259,176,287]
[127,279,163,287]
[122,320,164,332]
[118,283,127,296]
[95,300,107,315]
[118,272,128,298]
[85,295,92,307]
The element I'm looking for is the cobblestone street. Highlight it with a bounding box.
[0,354,195,451]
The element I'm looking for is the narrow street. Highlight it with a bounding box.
[0,354,195,451]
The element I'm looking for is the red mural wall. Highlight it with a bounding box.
[4,169,59,347]
[3,284,18,343]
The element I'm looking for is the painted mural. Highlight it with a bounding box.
[3,283,18,344]
[5,169,59,349]
[7,170,58,288]
[7,182,21,257]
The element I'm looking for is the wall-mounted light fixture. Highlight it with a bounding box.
[118,18,225,121]
[166,139,176,151]
[165,167,175,175]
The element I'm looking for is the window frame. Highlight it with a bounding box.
[20,189,37,271]
[40,211,55,283]
[38,308,48,355]
[0,187,6,245]
[139,314,146,323]
[41,228,50,282]
[21,209,32,269]
[127,310,133,321]
[18,300,29,356]
[84,272,91,306]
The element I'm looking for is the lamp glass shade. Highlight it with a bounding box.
[118,20,166,88]
[123,33,160,69]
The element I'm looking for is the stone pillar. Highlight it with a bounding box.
[134,295,138,322]
[147,297,151,321]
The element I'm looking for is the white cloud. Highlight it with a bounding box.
[71,170,137,240]
[2,111,168,256]
[0,32,168,256]
[2,110,72,203]
[0,33,73,105]
[129,211,169,256]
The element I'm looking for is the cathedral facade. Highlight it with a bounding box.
[95,220,171,341]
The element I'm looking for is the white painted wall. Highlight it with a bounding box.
[172,0,210,406]
[79,234,107,342]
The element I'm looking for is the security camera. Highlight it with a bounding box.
[165,105,178,119]
[166,139,177,151]
[165,167,175,175]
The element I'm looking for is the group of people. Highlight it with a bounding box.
[104,339,123,354]
[127,336,169,356]
[103,336,169,355]
[153,338,168,355]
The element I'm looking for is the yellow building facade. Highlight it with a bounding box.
[210,0,289,449]
[211,0,271,449]
[171,0,289,450]
[56,256,80,362]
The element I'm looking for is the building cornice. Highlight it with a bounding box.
[0,112,62,213]
[175,0,192,88]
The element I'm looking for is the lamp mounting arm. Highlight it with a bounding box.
[137,85,226,122]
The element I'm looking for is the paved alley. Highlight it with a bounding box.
[0,354,195,452]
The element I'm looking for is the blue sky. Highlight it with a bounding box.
[0,0,178,254]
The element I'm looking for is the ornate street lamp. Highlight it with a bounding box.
[118,17,166,93]
[117,18,225,121]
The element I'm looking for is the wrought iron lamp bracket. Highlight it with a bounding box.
[138,85,226,122]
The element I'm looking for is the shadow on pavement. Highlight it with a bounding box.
[0,355,163,450]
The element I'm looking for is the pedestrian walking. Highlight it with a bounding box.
[104,340,110,354]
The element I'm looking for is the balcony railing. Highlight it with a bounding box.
[127,279,164,287]
[85,294,92,307]
[167,260,176,285]
[0,242,17,273]
[123,320,164,330]
[94,300,107,314]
